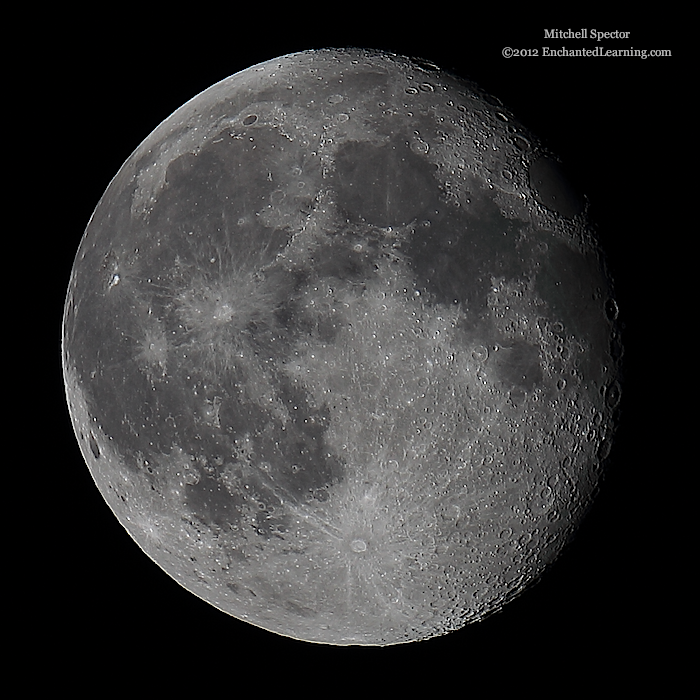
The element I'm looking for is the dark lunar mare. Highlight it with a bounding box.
[65,126,356,536]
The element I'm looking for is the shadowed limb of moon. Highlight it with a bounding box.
[63,48,622,645]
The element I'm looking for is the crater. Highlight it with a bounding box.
[88,433,101,459]
[350,538,368,553]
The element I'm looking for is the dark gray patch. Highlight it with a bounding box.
[82,354,199,461]
[246,265,311,359]
[88,433,101,459]
[185,473,242,529]
[215,387,270,440]
[246,312,295,361]
[310,240,379,283]
[285,600,316,618]
[333,137,440,227]
[153,150,227,232]
[529,156,584,219]
[256,378,345,500]
[490,340,543,392]
[404,195,529,320]
[316,313,343,343]
[534,237,608,360]
[273,297,312,338]
[147,126,294,272]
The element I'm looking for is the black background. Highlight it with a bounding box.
[42,15,681,691]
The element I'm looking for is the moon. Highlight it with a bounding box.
[62,48,622,645]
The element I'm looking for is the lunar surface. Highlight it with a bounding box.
[62,48,622,645]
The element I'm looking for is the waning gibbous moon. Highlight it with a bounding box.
[62,48,623,645]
